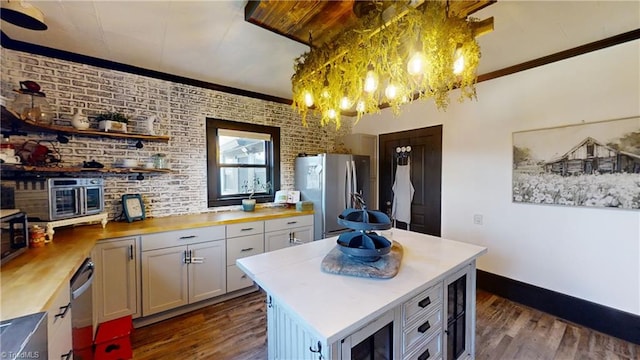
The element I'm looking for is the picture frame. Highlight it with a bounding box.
[512,116,640,210]
[122,194,146,222]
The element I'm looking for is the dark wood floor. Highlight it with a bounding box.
[131,289,639,360]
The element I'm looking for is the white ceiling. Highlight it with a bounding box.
[1,1,639,101]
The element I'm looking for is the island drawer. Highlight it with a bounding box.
[227,233,264,265]
[403,283,442,326]
[141,226,225,251]
[403,331,442,360]
[265,215,313,232]
[226,221,264,238]
[402,308,442,355]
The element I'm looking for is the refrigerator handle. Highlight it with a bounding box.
[351,160,357,206]
[345,160,351,208]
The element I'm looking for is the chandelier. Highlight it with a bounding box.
[291,1,490,127]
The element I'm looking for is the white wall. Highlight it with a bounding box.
[352,40,640,315]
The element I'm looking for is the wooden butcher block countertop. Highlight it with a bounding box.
[1,207,313,321]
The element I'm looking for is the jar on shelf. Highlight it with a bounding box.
[0,137,15,157]
[152,153,167,169]
[11,81,53,125]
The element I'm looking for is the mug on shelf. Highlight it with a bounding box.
[0,153,21,164]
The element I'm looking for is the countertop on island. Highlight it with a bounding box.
[236,228,487,345]
[1,207,312,321]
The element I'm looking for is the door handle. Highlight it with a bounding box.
[189,250,204,264]
[183,250,190,264]
[129,244,134,260]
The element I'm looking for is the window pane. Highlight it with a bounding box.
[219,167,268,196]
[218,132,267,165]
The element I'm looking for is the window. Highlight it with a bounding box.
[206,119,280,207]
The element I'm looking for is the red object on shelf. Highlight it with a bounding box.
[94,315,133,360]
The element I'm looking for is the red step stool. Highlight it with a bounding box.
[94,315,133,360]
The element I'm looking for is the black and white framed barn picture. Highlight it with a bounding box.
[512,117,640,210]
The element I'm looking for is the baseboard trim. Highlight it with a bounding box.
[132,286,259,328]
[476,270,640,345]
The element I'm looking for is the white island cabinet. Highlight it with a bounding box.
[237,229,487,360]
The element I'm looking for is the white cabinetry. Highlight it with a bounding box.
[93,237,140,324]
[267,295,328,360]
[47,282,73,360]
[265,215,314,252]
[341,133,378,208]
[226,221,264,292]
[141,226,226,316]
[443,265,475,360]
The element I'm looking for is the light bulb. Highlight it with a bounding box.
[356,100,366,113]
[321,88,330,99]
[339,96,352,110]
[453,48,464,75]
[304,91,314,107]
[327,109,337,119]
[385,84,398,100]
[363,70,378,93]
[407,51,426,76]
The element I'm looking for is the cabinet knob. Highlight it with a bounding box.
[61,350,73,360]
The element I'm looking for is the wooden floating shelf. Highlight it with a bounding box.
[0,164,173,174]
[1,106,170,142]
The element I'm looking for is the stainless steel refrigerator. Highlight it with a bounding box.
[295,153,370,240]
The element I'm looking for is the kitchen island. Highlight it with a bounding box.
[237,229,487,360]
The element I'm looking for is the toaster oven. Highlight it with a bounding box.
[9,178,104,221]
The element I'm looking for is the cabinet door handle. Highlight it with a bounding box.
[287,221,297,225]
[129,244,134,260]
[183,250,190,264]
[179,235,197,240]
[418,296,431,308]
[418,348,430,360]
[55,303,71,319]
[61,349,73,360]
[241,227,254,231]
[241,274,247,279]
[240,247,254,252]
[418,320,431,333]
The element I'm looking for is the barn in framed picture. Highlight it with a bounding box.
[544,136,640,176]
[512,117,640,210]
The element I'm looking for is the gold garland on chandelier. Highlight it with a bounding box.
[291,1,482,128]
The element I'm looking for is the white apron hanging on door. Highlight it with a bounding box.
[392,158,414,224]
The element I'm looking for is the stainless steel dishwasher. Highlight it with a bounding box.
[70,257,95,359]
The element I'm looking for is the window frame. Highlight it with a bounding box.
[206,118,280,208]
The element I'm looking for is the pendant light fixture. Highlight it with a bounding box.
[1,0,47,31]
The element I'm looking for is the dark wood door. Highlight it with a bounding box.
[379,125,442,236]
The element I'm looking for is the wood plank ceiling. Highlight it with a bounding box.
[245,0,495,46]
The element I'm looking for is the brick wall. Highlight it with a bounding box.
[0,48,353,219]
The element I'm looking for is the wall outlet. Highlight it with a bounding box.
[473,214,483,225]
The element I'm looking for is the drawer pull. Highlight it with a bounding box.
[105,344,121,353]
[241,274,247,279]
[418,296,431,308]
[418,320,431,333]
[61,350,73,360]
[241,227,254,231]
[240,247,254,252]
[179,235,197,240]
[418,348,430,360]
[287,221,297,225]
[55,303,71,319]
